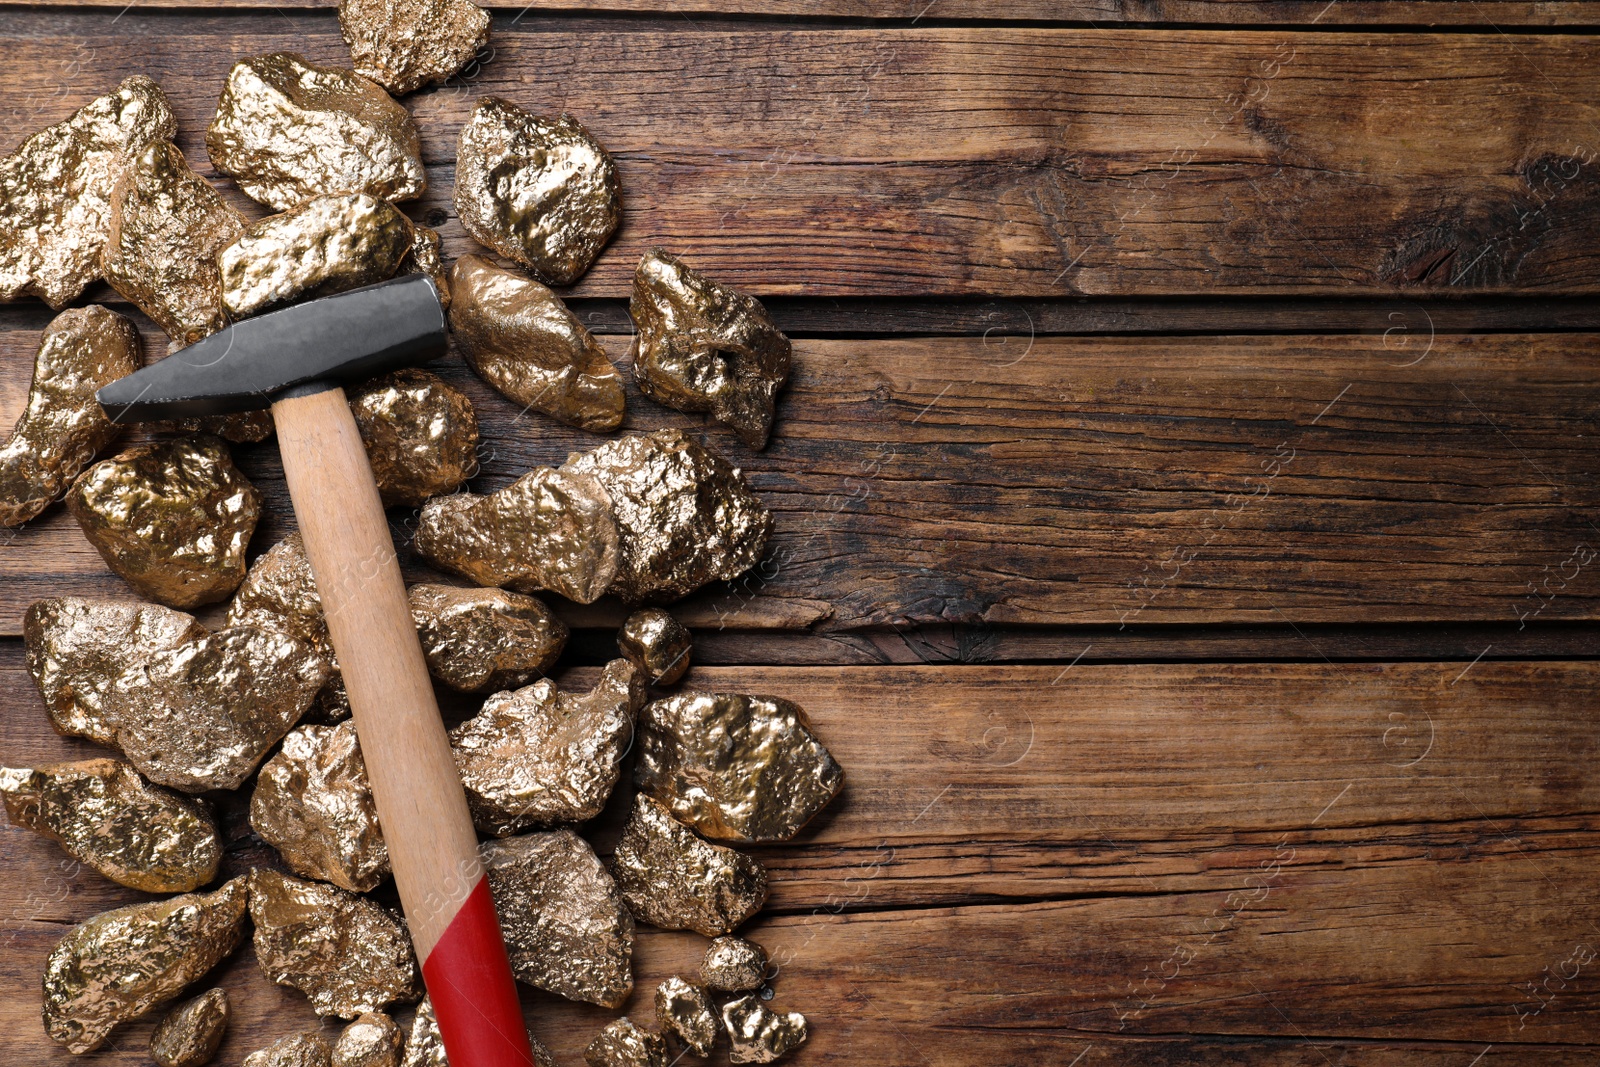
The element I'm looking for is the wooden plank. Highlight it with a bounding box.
[3,26,1600,297]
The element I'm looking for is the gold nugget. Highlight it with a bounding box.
[722,997,807,1064]
[655,976,718,1057]
[150,988,230,1067]
[0,306,140,527]
[207,53,426,211]
[402,225,450,309]
[448,255,625,432]
[0,76,175,307]
[584,1018,669,1067]
[244,1033,333,1067]
[483,829,635,1007]
[454,98,621,285]
[251,722,388,892]
[702,935,768,993]
[332,1013,402,1067]
[340,0,490,95]
[227,534,348,719]
[219,193,414,319]
[349,368,479,507]
[611,793,768,937]
[617,608,692,686]
[410,583,567,693]
[400,998,555,1067]
[0,759,219,892]
[43,878,248,1055]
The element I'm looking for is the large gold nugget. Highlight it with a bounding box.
[454,99,621,286]
[721,996,807,1065]
[561,429,772,603]
[610,793,768,937]
[655,976,718,1057]
[0,77,175,307]
[448,255,624,432]
[415,466,619,604]
[483,829,635,1007]
[0,759,219,892]
[248,869,422,1018]
[68,435,261,609]
[584,1018,669,1067]
[251,722,388,892]
[150,988,230,1067]
[451,659,642,835]
[102,141,243,346]
[349,368,479,506]
[207,53,426,211]
[0,306,140,527]
[219,193,414,319]
[631,250,792,450]
[333,1013,402,1067]
[400,999,556,1067]
[340,0,490,95]
[636,691,842,844]
[618,608,692,686]
[410,583,566,693]
[245,1034,333,1067]
[42,877,248,1055]
[227,534,348,719]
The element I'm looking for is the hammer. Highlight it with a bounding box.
[97,276,537,1067]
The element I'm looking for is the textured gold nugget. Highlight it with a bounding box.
[43,878,248,1055]
[219,193,414,319]
[340,0,490,95]
[637,691,843,843]
[333,1013,402,1067]
[585,1018,669,1067]
[245,1034,333,1067]
[702,935,768,993]
[448,255,624,432]
[618,608,692,686]
[102,141,243,346]
[227,534,348,718]
[631,250,792,449]
[150,988,230,1067]
[454,98,621,285]
[722,997,807,1064]
[0,759,219,892]
[349,368,479,506]
[400,998,555,1067]
[402,225,450,308]
[656,976,719,1057]
[207,53,426,211]
[451,659,642,834]
[611,793,768,937]
[410,583,567,693]
[249,869,421,1018]
[0,76,175,307]
[68,435,261,608]
[251,722,388,892]
[484,829,635,1006]
[0,306,140,526]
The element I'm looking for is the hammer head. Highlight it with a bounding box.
[97,275,448,422]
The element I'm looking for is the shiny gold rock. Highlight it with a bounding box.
[219,193,414,319]
[0,759,219,892]
[340,0,490,95]
[401,225,450,309]
[333,1012,402,1067]
[415,465,619,604]
[0,305,140,527]
[454,98,620,286]
[349,368,479,507]
[584,1018,669,1067]
[207,53,426,211]
[227,534,348,719]
[43,877,248,1055]
[451,659,642,835]
[611,793,768,937]
[410,583,567,693]
[722,996,807,1064]
[249,869,422,1018]
[399,998,556,1067]
[618,608,691,686]
[0,76,175,307]
[158,408,277,446]
[244,1033,333,1067]
[631,250,791,450]
[150,988,230,1067]
[448,254,624,432]
[251,722,388,892]
[102,140,243,346]
[68,435,261,608]
[702,936,768,993]
[561,429,772,603]
[483,829,634,1007]
[655,976,718,1057]
[636,691,842,843]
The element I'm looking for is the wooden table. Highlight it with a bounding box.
[3,2,1600,1063]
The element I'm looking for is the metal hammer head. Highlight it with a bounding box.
[97,275,448,422]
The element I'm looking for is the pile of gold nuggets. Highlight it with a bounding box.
[0,0,840,1063]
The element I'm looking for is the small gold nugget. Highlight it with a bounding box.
[340,0,490,95]
[631,249,792,450]
[207,53,426,211]
[451,659,643,835]
[0,76,175,307]
[150,988,230,1067]
[219,193,414,319]
[43,878,248,1054]
[584,1018,669,1067]
[0,306,140,527]
[249,869,421,1018]
[655,976,719,1057]
[484,829,635,1007]
[0,759,219,892]
[251,722,389,892]
[227,534,348,719]
[332,1012,402,1067]
[617,608,692,686]
[611,793,768,937]
[400,998,555,1067]
[244,1033,333,1067]
[702,935,768,993]
[68,435,261,609]
[410,583,567,694]
[454,98,621,286]
[722,996,807,1065]
[636,691,843,843]
[401,225,450,309]
[448,254,625,432]
[348,368,479,507]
